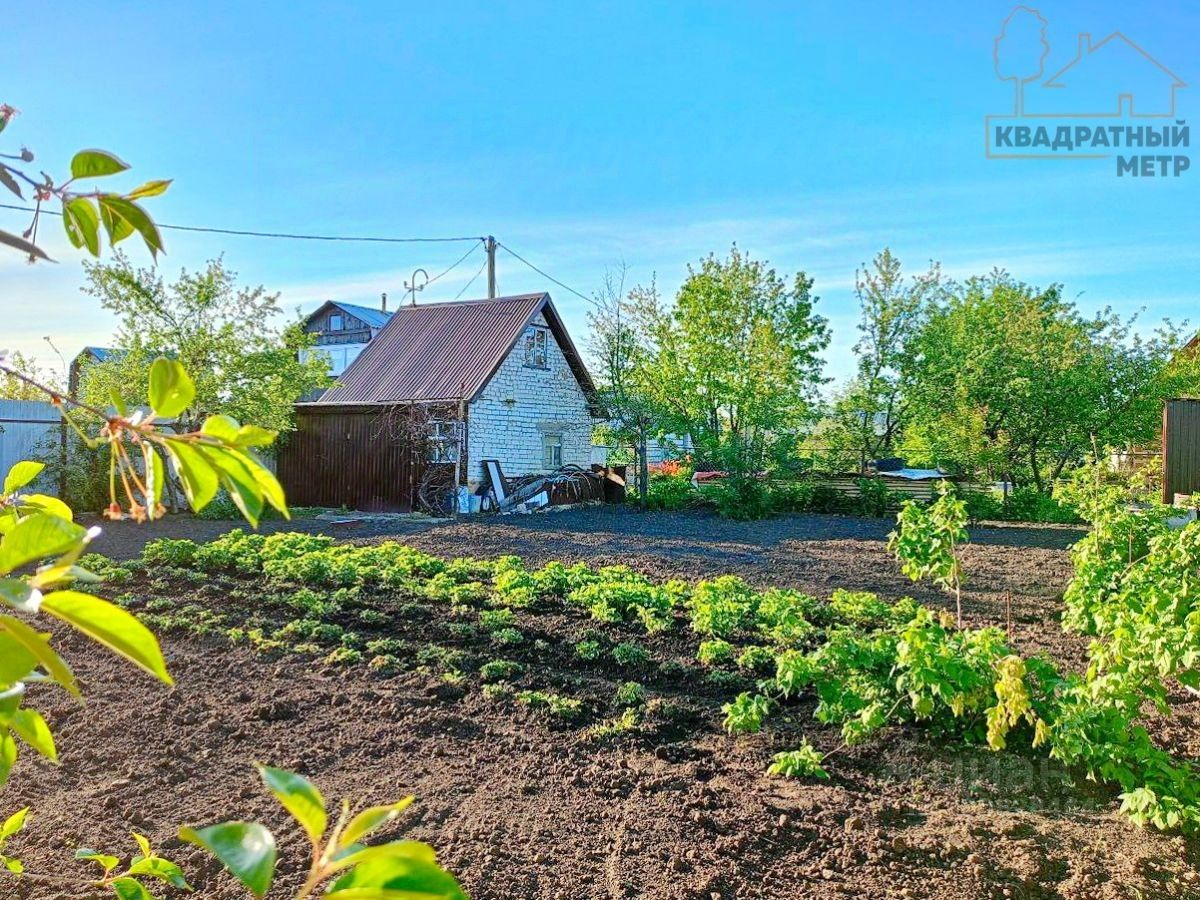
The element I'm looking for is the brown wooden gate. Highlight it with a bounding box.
[1163,399,1200,504]
[278,404,444,512]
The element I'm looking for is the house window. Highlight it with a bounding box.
[429,420,461,463]
[329,314,344,331]
[542,432,563,470]
[524,326,548,369]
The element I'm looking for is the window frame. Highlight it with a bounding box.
[523,326,549,370]
[542,432,563,470]
[328,313,345,331]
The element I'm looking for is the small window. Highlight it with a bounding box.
[523,326,548,369]
[542,432,563,470]
[329,314,344,331]
[429,420,460,463]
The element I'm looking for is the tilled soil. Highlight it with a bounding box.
[8,508,1199,899]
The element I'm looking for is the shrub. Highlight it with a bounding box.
[855,477,900,517]
[709,476,774,520]
[1001,486,1082,524]
[643,474,697,511]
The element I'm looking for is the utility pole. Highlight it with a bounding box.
[485,235,497,298]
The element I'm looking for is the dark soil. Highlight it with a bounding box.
[8,507,1199,899]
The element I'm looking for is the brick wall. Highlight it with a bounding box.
[466,313,594,486]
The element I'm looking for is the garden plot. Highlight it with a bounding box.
[7,512,1198,900]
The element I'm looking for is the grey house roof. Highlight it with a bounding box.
[305,293,597,409]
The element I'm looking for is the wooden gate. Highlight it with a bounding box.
[1163,399,1200,504]
[278,404,450,512]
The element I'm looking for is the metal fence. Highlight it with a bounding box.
[0,400,61,493]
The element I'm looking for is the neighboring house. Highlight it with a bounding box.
[68,346,125,396]
[299,300,394,378]
[278,293,600,511]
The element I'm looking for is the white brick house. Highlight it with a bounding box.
[293,293,599,506]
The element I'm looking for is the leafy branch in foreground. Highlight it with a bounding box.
[0,103,169,262]
[181,764,465,899]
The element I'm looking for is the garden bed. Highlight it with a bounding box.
[7,509,1197,900]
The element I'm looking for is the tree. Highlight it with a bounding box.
[993,6,1049,115]
[818,249,942,464]
[0,351,60,400]
[587,267,664,503]
[640,246,830,475]
[901,272,1200,490]
[76,254,330,437]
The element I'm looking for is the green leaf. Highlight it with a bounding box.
[3,462,44,495]
[195,446,265,527]
[0,615,78,696]
[97,195,163,258]
[0,807,28,842]
[132,831,152,859]
[17,494,73,523]
[256,764,326,845]
[339,799,414,849]
[0,167,23,200]
[40,591,172,685]
[98,199,134,245]
[327,851,466,900]
[0,512,85,575]
[70,150,130,179]
[179,822,276,898]
[128,854,192,890]
[10,709,55,762]
[142,445,165,514]
[148,358,195,419]
[125,179,172,200]
[110,876,153,900]
[0,731,14,787]
[328,840,434,875]
[62,198,100,256]
[0,633,36,686]
[163,441,219,512]
[0,230,51,261]
[75,848,121,872]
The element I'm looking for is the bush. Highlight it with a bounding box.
[709,476,774,520]
[643,473,697,511]
[855,477,901,517]
[1001,486,1082,524]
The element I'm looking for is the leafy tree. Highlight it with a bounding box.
[76,254,330,437]
[639,246,830,475]
[993,6,1049,115]
[0,351,60,401]
[901,272,1200,490]
[587,268,668,503]
[814,249,942,466]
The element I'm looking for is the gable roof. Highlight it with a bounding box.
[306,293,598,409]
[304,300,394,331]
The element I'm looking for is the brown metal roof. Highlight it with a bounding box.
[305,292,598,408]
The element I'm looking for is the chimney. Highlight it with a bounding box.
[1078,33,1091,57]
[381,292,388,312]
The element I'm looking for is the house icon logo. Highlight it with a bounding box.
[986,6,1191,176]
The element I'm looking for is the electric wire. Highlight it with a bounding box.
[496,241,590,302]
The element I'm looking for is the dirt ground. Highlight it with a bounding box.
[9,507,1199,899]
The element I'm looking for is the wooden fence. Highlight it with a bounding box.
[0,400,61,493]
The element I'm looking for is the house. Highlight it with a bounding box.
[1031,32,1186,117]
[299,300,394,377]
[277,292,600,511]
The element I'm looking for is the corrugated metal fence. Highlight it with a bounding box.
[0,400,60,492]
[1164,399,1200,503]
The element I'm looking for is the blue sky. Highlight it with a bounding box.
[4,0,1198,386]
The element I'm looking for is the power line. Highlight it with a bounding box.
[0,202,483,245]
[427,239,484,286]
[454,256,490,300]
[497,241,590,302]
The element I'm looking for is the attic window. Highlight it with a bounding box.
[329,313,344,331]
[524,326,548,369]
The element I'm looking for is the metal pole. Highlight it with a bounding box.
[485,235,497,298]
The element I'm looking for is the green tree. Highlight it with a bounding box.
[901,272,1200,490]
[77,254,330,437]
[0,351,60,401]
[814,249,942,467]
[640,246,830,475]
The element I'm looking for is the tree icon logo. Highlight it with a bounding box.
[994,6,1050,115]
